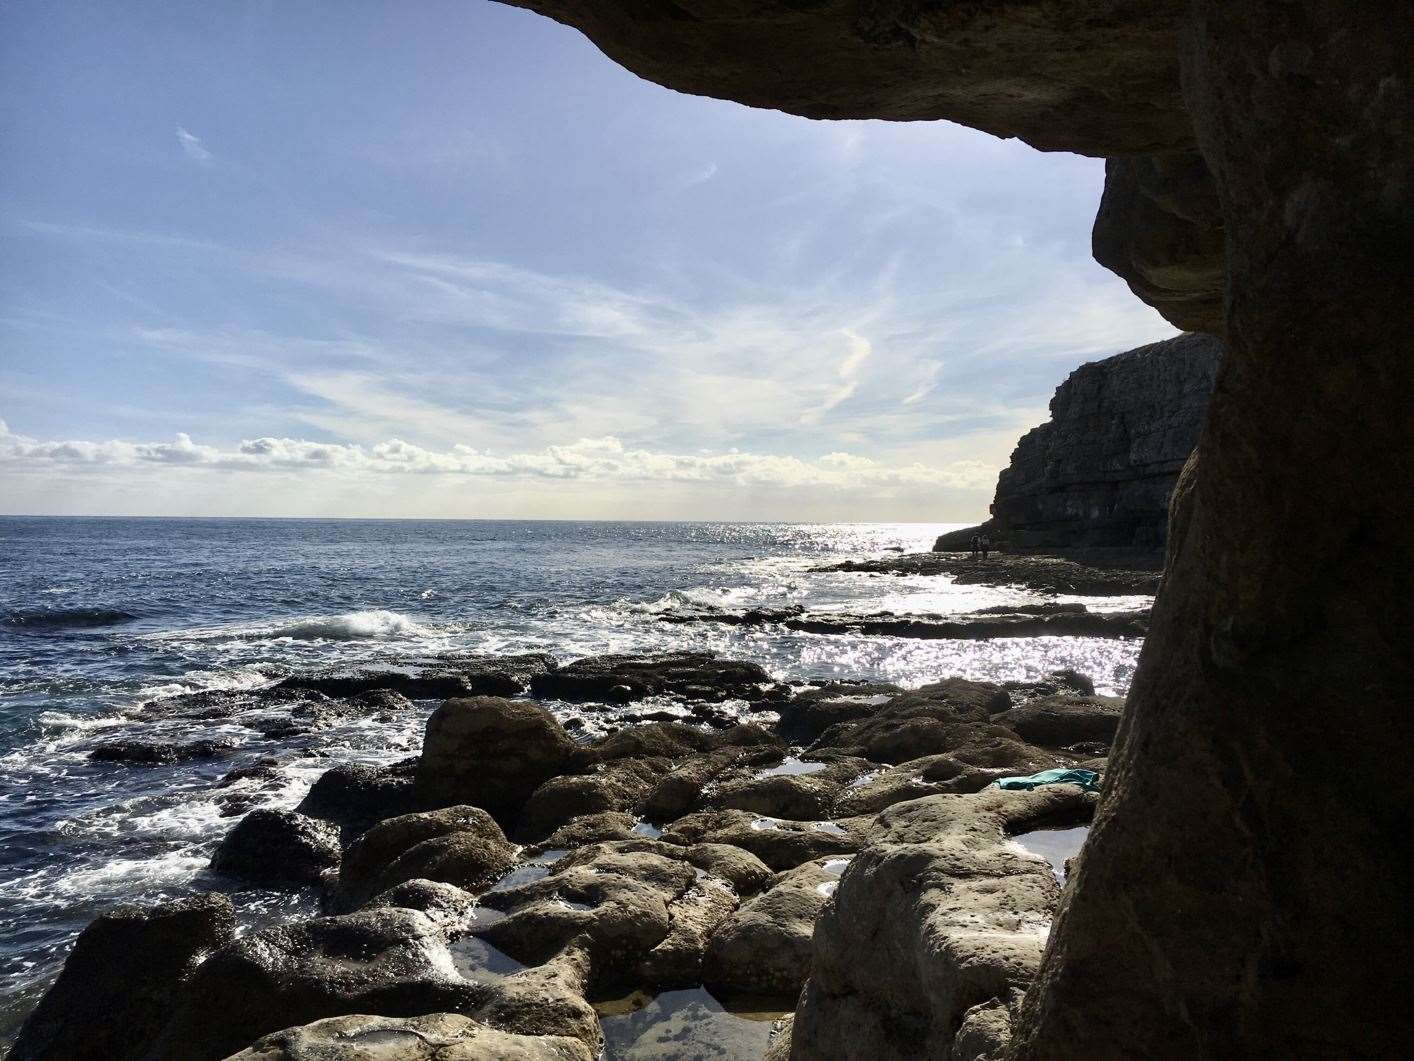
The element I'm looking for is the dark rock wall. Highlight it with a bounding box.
[495,1,1413,1054]
[987,332,1222,552]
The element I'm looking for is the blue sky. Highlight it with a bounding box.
[0,0,1176,520]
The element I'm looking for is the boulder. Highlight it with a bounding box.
[832,755,1031,818]
[296,758,421,832]
[530,651,770,704]
[661,809,861,872]
[704,859,841,997]
[415,698,576,821]
[527,811,641,852]
[146,908,594,1061]
[10,894,235,1061]
[704,756,872,821]
[996,694,1125,749]
[278,653,557,701]
[335,805,516,911]
[789,786,1095,1059]
[474,842,698,990]
[211,809,340,887]
[641,745,782,821]
[774,683,903,743]
[519,757,672,840]
[632,873,740,988]
[225,1012,593,1061]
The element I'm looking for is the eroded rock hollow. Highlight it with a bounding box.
[502,1,1413,1055]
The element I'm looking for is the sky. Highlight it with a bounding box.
[0,1,1177,521]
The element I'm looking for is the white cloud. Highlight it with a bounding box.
[176,126,212,162]
[0,420,996,490]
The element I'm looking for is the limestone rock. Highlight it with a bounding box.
[704,860,841,997]
[224,1012,593,1061]
[335,805,516,911]
[278,653,557,701]
[415,698,576,821]
[1092,149,1226,335]
[10,894,234,1061]
[661,809,861,872]
[790,786,1095,1059]
[953,332,1224,554]
[519,757,672,840]
[498,0,1193,155]
[703,756,871,820]
[996,695,1125,749]
[774,683,903,743]
[474,841,698,990]
[211,808,340,887]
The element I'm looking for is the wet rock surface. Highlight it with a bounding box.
[89,737,235,764]
[10,894,235,1061]
[815,552,1160,596]
[211,808,340,887]
[30,662,1132,1061]
[530,651,771,704]
[996,694,1125,750]
[659,605,1148,640]
[278,652,558,701]
[296,758,421,833]
[143,907,600,1061]
[704,860,841,997]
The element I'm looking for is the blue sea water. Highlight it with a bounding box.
[0,516,1146,1038]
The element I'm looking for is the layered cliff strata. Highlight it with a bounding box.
[937,331,1222,554]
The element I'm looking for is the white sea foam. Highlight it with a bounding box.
[152,609,435,644]
[267,609,435,640]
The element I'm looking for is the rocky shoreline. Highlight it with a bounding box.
[14,614,1123,1061]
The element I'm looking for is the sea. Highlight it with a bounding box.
[0,516,1148,1041]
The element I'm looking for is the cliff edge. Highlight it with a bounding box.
[937,332,1222,555]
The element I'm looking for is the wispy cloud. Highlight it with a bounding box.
[175,126,212,162]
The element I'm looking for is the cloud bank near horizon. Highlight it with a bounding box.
[0,419,995,489]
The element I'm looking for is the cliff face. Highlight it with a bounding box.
[941,332,1222,553]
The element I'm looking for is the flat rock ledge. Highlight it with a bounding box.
[815,552,1161,596]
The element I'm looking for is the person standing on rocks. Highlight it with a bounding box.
[980,535,991,561]
[971,533,981,559]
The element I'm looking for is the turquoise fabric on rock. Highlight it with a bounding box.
[993,767,1100,792]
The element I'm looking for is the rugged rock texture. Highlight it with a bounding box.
[1093,149,1226,335]
[10,894,235,1061]
[501,0,1191,155]
[416,698,577,822]
[938,332,1223,553]
[790,787,1094,1060]
[818,552,1161,595]
[334,805,517,911]
[226,1013,594,1061]
[1011,5,1414,1057]
[145,909,602,1061]
[211,809,340,888]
